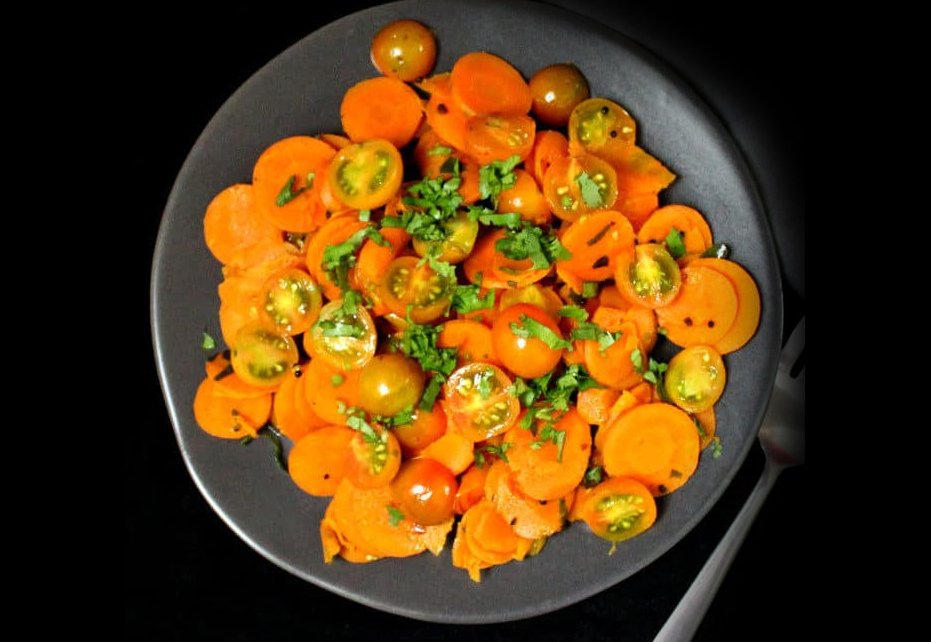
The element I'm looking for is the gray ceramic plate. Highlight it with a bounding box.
[152,0,781,623]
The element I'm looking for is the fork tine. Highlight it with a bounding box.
[779,316,805,374]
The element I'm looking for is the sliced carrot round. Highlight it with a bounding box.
[638,204,713,255]
[484,460,566,539]
[193,377,272,440]
[656,264,739,347]
[601,402,700,496]
[450,52,532,117]
[288,425,355,496]
[437,319,500,367]
[691,258,761,353]
[301,357,362,425]
[203,184,281,265]
[557,209,635,282]
[340,77,424,149]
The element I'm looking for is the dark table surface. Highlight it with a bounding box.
[127,1,806,639]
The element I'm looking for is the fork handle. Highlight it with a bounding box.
[653,458,783,642]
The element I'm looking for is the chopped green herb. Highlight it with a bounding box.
[581,281,599,298]
[321,226,388,293]
[630,348,644,373]
[701,243,729,259]
[419,373,445,410]
[495,222,572,270]
[345,407,383,445]
[376,406,415,428]
[478,155,521,203]
[558,305,589,321]
[575,171,604,208]
[396,321,458,409]
[532,423,567,462]
[384,166,464,242]
[569,321,621,352]
[643,358,668,387]
[665,227,686,259]
[386,505,405,527]
[451,284,495,314]
[710,436,723,459]
[330,374,345,387]
[201,331,216,351]
[428,145,453,156]
[358,209,371,222]
[657,326,668,336]
[583,465,604,488]
[509,314,573,350]
[477,212,522,228]
[275,175,310,206]
[317,320,364,338]
[474,442,514,468]
[476,368,495,400]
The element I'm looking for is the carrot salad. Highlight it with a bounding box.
[193,19,761,581]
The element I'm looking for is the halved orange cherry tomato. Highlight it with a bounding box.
[491,303,566,379]
[411,210,479,264]
[615,243,682,308]
[345,428,402,489]
[326,139,403,210]
[543,154,618,222]
[390,458,458,525]
[370,20,437,82]
[529,63,591,127]
[393,403,448,454]
[568,97,637,155]
[258,268,322,335]
[464,114,536,166]
[496,169,551,226]
[444,363,520,442]
[307,299,378,370]
[574,477,656,542]
[664,345,727,413]
[378,256,454,323]
[358,354,425,417]
[230,321,299,389]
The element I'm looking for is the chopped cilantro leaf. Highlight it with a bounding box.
[581,281,599,298]
[495,222,572,270]
[558,305,589,321]
[701,243,730,259]
[665,227,686,259]
[583,465,603,487]
[358,209,371,222]
[575,171,604,208]
[477,212,522,228]
[428,145,453,156]
[510,314,573,350]
[710,436,723,459]
[630,348,644,373]
[321,226,388,293]
[317,319,364,338]
[345,407,383,445]
[201,331,216,351]
[275,175,310,206]
[330,374,345,387]
[473,442,514,468]
[386,505,405,526]
[451,284,495,314]
[478,155,521,203]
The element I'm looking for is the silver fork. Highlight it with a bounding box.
[654,316,806,642]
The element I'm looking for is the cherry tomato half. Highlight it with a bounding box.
[664,345,727,413]
[344,429,402,489]
[392,403,448,454]
[444,363,520,442]
[307,298,378,370]
[370,20,437,82]
[358,353,426,417]
[259,268,322,335]
[529,63,591,127]
[568,97,637,154]
[378,256,455,323]
[230,321,299,389]
[326,139,403,210]
[615,243,682,308]
[464,114,536,166]
[412,210,479,264]
[390,458,458,525]
[491,303,565,379]
[575,477,657,543]
[543,154,618,222]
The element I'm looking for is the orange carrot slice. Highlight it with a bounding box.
[656,264,739,347]
[340,77,424,149]
[691,258,762,353]
[437,319,500,367]
[252,136,335,232]
[638,204,713,255]
[288,425,356,496]
[192,377,272,440]
[451,52,532,116]
[203,184,281,265]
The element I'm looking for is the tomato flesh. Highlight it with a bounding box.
[390,458,458,525]
[568,98,637,153]
[616,243,681,308]
[379,256,454,323]
[230,321,299,389]
[444,363,520,442]
[345,429,402,489]
[577,477,656,543]
[308,298,378,370]
[358,353,426,417]
[259,268,322,335]
[327,140,403,210]
[664,345,726,413]
[543,154,618,222]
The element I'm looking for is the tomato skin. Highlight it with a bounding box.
[358,354,426,417]
[491,304,565,379]
[393,403,448,454]
[326,139,403,211]
[390,458,458,525]
[496,169,552,226]
[575,477,656,542]
[464,114,536,166]
[345,429,402,489]
[615,243,682,308]
[542,154,618,222]
[230,321,299,389]
[259,268,322,335]
[307,299,378,371]
[567,97,637,155]
[412,210,479,264]
[370,20,437,82]
[444,363,520,442]
[664,345,726,413]
[529,63,591,127]
[378,256,454,323]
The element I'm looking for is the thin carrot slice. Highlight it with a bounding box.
[690,258,762,354]
[461,500,522,565]
[526,130,569,188]
[304,214,369,301]
[577,387,621,425]
[291,363,329,432]
[454,465,488,514]
[601,402,700,496]
[450,52,532,117]
[421,431,474,475]
[463,230,510,289]
[504,409,592,501]
[353,227,410,315]
[320,503,379,563]
[694,407,717,450]
[203,184,281,265]
[491,249,552,288]
[614,192,659,232]
[594,287,658,352]
[302,357,362,425]
[288,425,356,496]
[437,319,500,367]
[204,352,268,399]
[638,204,713,255]
[656,264,739,347]
[192,377,272,440]
[595,389,646,453]
[596,140,676,195]
[451,511,493,582]
[271,367,312,441]
[340,77,424,149]
[421,73,471,151]
[583,321,643,390]
[329,480,453,558]
[252,136,336,232]
[557,210,635,282]
[484,460,566,539]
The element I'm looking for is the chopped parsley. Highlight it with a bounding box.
[316,319,364,338]
[583,465,604,488]
[386,505,405,527]
[451,283,495,314]
[665,227,686,259]
[509,314,573,350]
[495,222,572,270]
[710,436,724,459]
[321,226,389,293]
[575,171,604,208]
[383,166,464,242]
[345,407,384,445]
[473,442,514,468]
[478,155,521,204]
[476,211,522,228]
[275,173,313,206]
[396,320,458,410]
[428,145,453,156]
[631,349,669,395]
[701,243,730,259]
[530,422,568,461]
[330,374,345,387]
[374,406,415,429]
[201,331,216,351]
[558,305,589,321]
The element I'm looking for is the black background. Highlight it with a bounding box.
[126,1,806,639]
